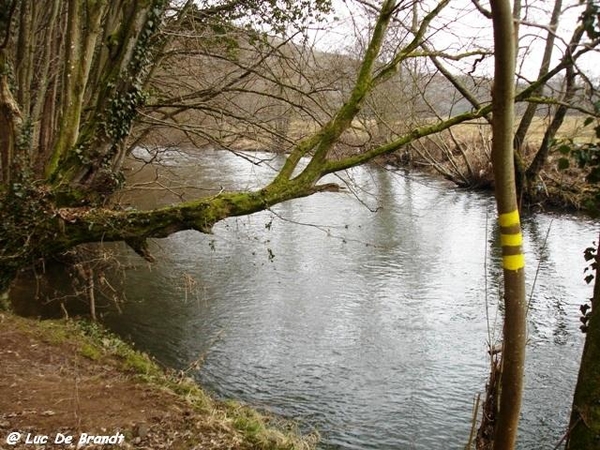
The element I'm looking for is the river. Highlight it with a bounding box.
[22,149,600,448]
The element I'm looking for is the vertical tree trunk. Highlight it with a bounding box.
[566,234,600,449]
[513,0,562,150]
[16,0,34,116]
[0,49,24,184]
[524,63,576,188]
[512,0,562,198]
[489,1,528,449]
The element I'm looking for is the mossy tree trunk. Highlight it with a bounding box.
[0,0,590,309]
[566,234,600,449]
[1,0,466,296]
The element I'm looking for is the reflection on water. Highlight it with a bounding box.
[19,150,600,449]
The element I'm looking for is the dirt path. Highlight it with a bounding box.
[0,313,311,450]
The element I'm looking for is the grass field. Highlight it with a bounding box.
[441,114,596,145]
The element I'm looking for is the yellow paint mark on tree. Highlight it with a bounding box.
[498,209,520,227]
[498,209,525,270]
[503,254,525,271]
[500,232,523,247]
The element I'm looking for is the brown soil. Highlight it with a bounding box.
[0,314,302,450]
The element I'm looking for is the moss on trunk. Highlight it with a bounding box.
[0,175,325,293]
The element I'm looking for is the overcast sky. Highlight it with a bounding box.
[301,0,598,79]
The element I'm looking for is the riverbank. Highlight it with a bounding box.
[0,312,316,450]
[137,113,598,217]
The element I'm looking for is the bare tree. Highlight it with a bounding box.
[385,0,600,195]
[0,0,440,293]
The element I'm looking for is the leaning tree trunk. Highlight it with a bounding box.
[0,0,408,297]
[566,233,600,449]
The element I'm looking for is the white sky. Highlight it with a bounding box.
[301,0,599,80]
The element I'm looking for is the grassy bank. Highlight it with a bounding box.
[0,311,317,450]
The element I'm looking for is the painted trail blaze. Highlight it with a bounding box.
[499,209,525,271]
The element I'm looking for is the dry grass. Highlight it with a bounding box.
[448,115,595,144]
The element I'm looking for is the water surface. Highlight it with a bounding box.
[71,150,600,448]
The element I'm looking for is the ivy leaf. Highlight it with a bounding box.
[585,274,595,284]
[588,167,600,184]
[557,157,570,170]
[584,247,596,261]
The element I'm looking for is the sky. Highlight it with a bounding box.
[300,0,599,80]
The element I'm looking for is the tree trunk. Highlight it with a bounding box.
[524,63,576,189]
[518,0,593,199]
[513,0,562,151]
[0,0,460,302]
[512,0,562,199]
[0,49,24,184]
[565,234,600,449]
[489,1,528,449]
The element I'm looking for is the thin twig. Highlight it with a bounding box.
[526,219,554,314]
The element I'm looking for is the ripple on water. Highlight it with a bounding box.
[94,154,598,449]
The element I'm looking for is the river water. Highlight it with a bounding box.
[30,150,600,448]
